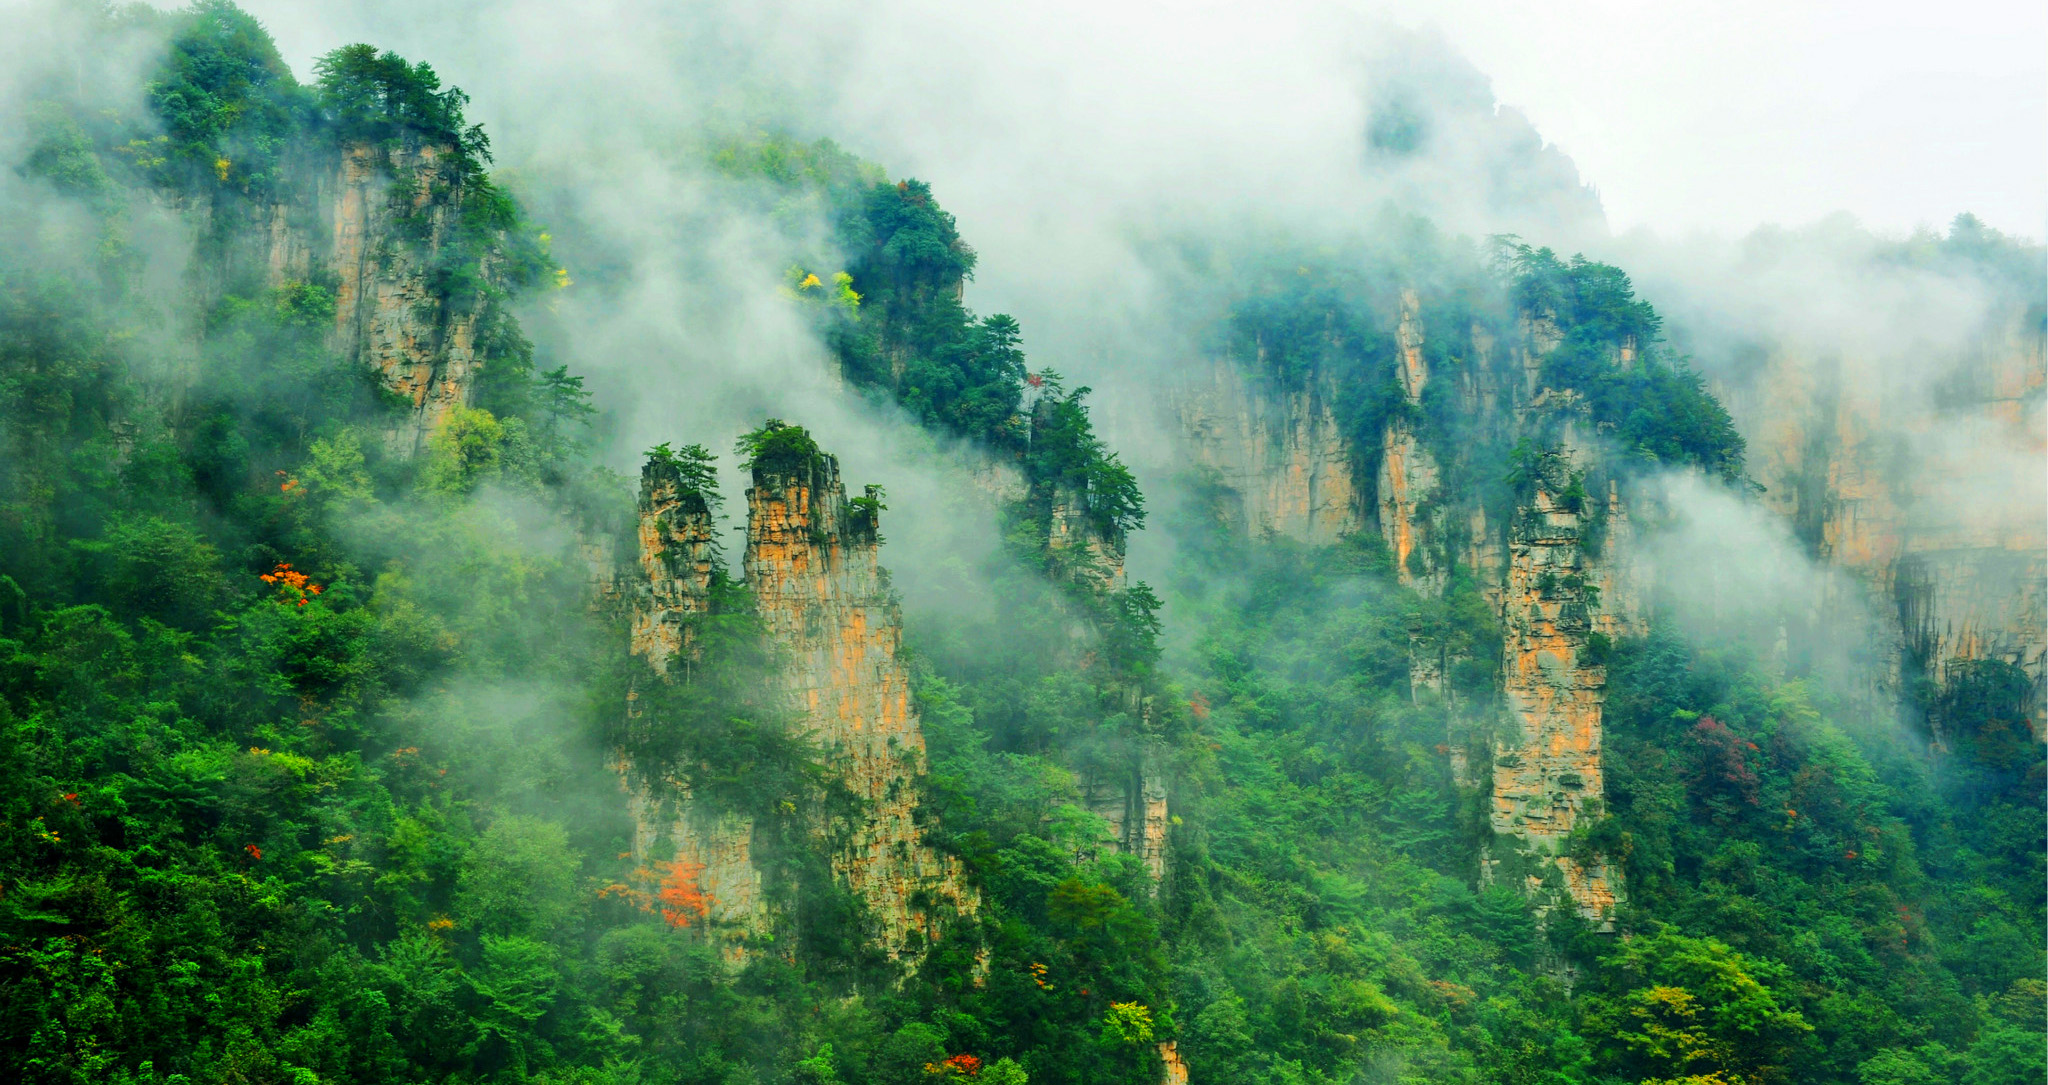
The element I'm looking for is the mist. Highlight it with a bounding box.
[2,3,2042,1081]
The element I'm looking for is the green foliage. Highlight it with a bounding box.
[1599,634,2046,1083]
[848,484,887,540]
[146,0,311,189]
[1024,375,1145,539]
[4,13,2036,1085]
[1497,240,1747,480]
[735,417,827,479]
[1580,927,1812,1083]
[716,135,1140,546]
[313,43,489,176]
[646,442,723,513]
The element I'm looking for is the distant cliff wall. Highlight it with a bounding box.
[190,139,505,456]
[1168,287,1646,926]
[1715,317,2046,734]
[1173,359,1363,545]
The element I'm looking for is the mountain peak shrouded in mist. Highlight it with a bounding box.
[0,3,2040,1084]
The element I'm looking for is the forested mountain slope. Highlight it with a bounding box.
[0,6,2040,1085]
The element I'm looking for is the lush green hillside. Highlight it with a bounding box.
[0,7,2039,1085]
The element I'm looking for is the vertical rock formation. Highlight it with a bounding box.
[1047,488,1129,591]
[1487,462,1620,927]
[620,457,770,951]
[323,142,493,456]
[1715,316,2047,733]
[630,460,720,672]
[1173,359,1362,544]
[1378,289,1444,592]
[1080,752,1170,883]
[744,445,975,959]
[1170,286,1634,923]
[1158,1040,1190,1085]
[202,139,505,456]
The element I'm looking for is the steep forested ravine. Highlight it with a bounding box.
[0,6,2041,1085]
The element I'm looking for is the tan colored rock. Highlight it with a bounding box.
[1379,290,1445,592]
[745,451,976,960]
[1048,486,1129,591]
[631,462,720,675]
[1488,481,1620,927]
[616,765,768,947]
[618,457,771,952]
[1173,359,1362,544]
[1158,1040,1190,1085]
[324,142,493,455]
[1715,314,2046,734]
[200,140,501,457]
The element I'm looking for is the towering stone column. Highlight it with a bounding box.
[621,455,768,952]
[1379,289,1445,592]
[1486,452,1621,929]
[323,141,492,455]
[744,443,976,960]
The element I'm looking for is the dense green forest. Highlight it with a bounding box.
[1,5,2041,1085]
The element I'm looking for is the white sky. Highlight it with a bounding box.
[243,0,2048,241]
[1405,0,2047,237]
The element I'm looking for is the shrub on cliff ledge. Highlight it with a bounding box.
[1498,240,1747,481]
[735,418,829,481]
[314,43,488,174]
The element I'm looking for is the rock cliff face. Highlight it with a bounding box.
[1715,326,2046,733]
[322,143,492,455]
[1488,474,1620,927]
[957,431,1166,886]
[617,448,979,960]
[201,139,499,455]
[1172,289,1639,923]
[1173,359,1362,544]
[620,458,769,950]
[1047,486,1129,591]
[1080,754,1170,883]
[744,451,976,959]
[1379,290,1444,591]
[1158,1040,1190,1085]
[630,462,720,673]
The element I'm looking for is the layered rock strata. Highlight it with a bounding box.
[1487,475,1620,927]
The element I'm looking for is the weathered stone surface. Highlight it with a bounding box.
[616,764,768,946]
[203,140,498,457]
[328,143,489,454]
[1173,359,1362,544]
[1080,758,1170,884]
[1379,290,1444,592]
[1714,316,2046,733]
[1487,481,1620,927]
[745,453,976,960]
[1171,288,1631,921]
[618,457,770,951]
[1047,485,1129,591]
[631,462,720,675]
[1158,1040,1190,1085]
